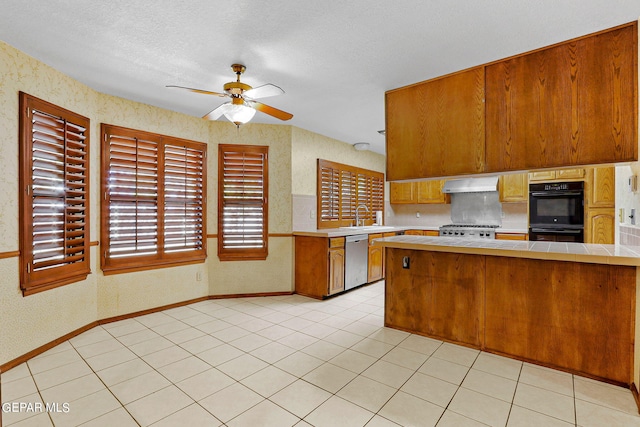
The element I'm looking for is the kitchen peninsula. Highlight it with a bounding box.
[374,234,640,400]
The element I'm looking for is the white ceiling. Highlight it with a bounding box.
[1,1,639,154]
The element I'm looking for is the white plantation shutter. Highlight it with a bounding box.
[316,159,385,228]
[218,145,268,261]
[20,93,91,295]
[101,125,207,274]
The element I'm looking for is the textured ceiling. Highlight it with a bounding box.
[1,1,639,154]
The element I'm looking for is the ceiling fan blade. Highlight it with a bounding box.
[247,101,293,121]
[244,83,285,99]
[202,103,232,120]
[166,85,228,97]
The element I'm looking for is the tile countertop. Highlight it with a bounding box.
[293,226,412,238]
[293,226,528,238]
[372,235,640,267]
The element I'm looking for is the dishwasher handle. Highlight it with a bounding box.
[345,234,368,243]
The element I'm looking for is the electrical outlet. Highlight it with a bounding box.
[402,256,410,269]
[196,271,202,281]
[416,212,420,218]
[310,209,315,219]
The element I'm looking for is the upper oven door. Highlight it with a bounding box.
[529,182,584,227]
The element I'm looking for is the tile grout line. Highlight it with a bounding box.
[68,330,144,427]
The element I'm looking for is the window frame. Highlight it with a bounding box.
[100,124,207,275]
[19,92,91,296]
[218,144,269,261]
[317,159,385,229]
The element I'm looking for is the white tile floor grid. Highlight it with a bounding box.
[2,281,639,427]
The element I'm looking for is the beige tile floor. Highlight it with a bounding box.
[2,281,640,427]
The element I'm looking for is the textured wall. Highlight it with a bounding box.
[207,120,294,296]
[0,40,296,365]
[290,127,385,196]
[0,41,100,365]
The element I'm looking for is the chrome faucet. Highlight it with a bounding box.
[355,203,370,227]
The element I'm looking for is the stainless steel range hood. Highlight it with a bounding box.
[442,176,499,194]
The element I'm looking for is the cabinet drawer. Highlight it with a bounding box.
[329,237,345,248]
[495,233,528,241]
[368,233,383,244]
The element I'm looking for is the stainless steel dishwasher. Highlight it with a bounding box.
[345,234,368,290]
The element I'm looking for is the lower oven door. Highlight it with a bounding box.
[529,227,584,243]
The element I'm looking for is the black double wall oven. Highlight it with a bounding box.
[529,181,584,242]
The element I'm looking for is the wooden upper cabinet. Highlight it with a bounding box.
[588,167,615,208]
[556,168,585,180]
[499,173,528,203]
[386,67,485,180]
[389,182,415,204]
[390,181,449,204]
[486,23,637,172]
[416,180,450,204]
[529,168,584,182]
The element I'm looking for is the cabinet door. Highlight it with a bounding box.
[499,173,528,203]
[495,233,528,241]
[416,180,449,204]
[556,168,585,180]
[368,245,383,283]
[386,67,485,180]
[589,167,615,208]
[486,24,637,171]
[385,249,432,332]
[429,253,484,347]
[528,171,557,181]
[328,248,345,295]
[389,182,415,204]
[586,209,615,244]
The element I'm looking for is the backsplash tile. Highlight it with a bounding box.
[293,195,317,230]
[620,225,640,246]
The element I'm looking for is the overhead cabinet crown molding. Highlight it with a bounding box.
[385,21,638,181]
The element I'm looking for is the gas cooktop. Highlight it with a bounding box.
[439,224,498,239]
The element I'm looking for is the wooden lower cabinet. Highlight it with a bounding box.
[296,233,389,299]
[484,257,634,384]
[295,236,345,299]
[495,233,528,241]
[328,246,345,295]
[385,249,483,346]
[403,230,424,236]
[585,209,615,244]
[367,234,383,283]
[385,248,635,385]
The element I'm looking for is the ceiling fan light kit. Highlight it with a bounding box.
[168,64,293,128]
[223,100,256,126]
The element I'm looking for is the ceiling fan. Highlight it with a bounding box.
[167,64,293,127]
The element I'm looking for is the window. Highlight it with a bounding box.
[101,124,207,274]
[218,144,268,261]
[19,92,91,295]
[317,159,384,228]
